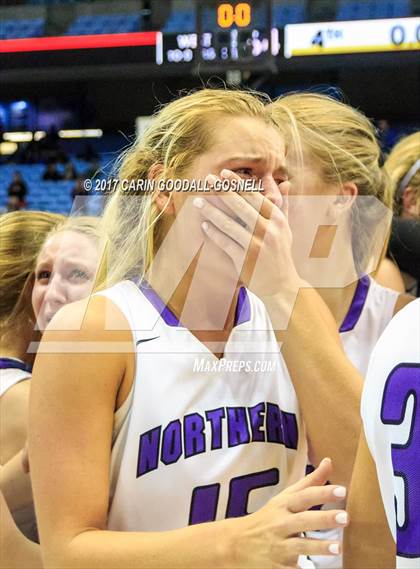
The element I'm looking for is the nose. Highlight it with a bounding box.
[261,177,289,210]
[42,272,68,310]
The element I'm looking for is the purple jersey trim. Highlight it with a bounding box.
[339,275,371,333]
[136,280,251,328]
[0,357,32,373]
[235,285,251,326]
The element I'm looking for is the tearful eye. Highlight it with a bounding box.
[36,270,51,281]
[233,168,255,178]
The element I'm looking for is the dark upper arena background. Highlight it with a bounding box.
[1,0,419,214]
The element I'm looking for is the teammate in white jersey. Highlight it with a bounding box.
[29,89,352,569]
[0,211,64,464]
[269,93,413,365]
[265,93,415,568]
[0,211,63,568]
[345,298,420,569]
[0,214,101,568]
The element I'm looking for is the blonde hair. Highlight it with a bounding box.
[268,92,393,271]
[385,132,420,215]
[0,210,65,338]
[100,88,274,287]
[44,215,102,245]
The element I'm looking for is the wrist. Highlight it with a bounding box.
[260,279,308,332]
[215,517,243,569]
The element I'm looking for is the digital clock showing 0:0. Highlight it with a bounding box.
[284,17,420,58]
[217,2,252,28]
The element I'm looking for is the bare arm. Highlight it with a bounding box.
[264,286,363,488]
[29,295,349,569]
[0,490,41,569]
[193,184,363,488]
[0,449,33,512]
[343,431,395,569]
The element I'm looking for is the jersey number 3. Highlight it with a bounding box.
[381,364,420,558]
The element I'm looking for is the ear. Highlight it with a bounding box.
[327,182,358,222]
[148,163,175,215]
[402,186,418,217]
[335,181,358,208]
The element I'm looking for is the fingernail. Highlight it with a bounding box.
[202,221,209,231]
[220,168,233,177]
[332,486,346,498]
[193,197,204,208]
[335,512,348,525]
[328,544,340,555]
[206,174,218,185]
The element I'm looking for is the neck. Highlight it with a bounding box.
[149,254,241,332]
[0,329,36,367]
[315,280,359,328]
[147,249,242,359]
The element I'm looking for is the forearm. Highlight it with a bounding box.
[0,491,41,569]
[44,518,235,569]
[344,433,395,569]
[0,450,33,512]
[264,286,362,486]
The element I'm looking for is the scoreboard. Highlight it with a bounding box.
[158,1,279,65]
[159,28,278,64]
[1,1,419,79]
[284,17,420,58]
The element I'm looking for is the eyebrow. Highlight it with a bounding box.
[36,258,94,272]
[222,156,289,175]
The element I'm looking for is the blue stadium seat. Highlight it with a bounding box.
[272,2,307,26]
[0,159,109,214]
[65,13,142,36]
[337,0,410,21]
[0,17,45,40]
[162,8,196,33]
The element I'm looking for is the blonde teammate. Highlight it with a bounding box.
[377,131,420,294]
[29,89,350,568]
[1,215,101,567]
[267,93,414,568]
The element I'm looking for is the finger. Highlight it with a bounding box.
[205,188,261,233]
[194,197,251,249]
[287,537,342,558]
[287,509,349,535]
[288,485,347,514]
[201,221,245,272]
[280,181,290,219]
[220,169,274,219]
[286,458,333,493]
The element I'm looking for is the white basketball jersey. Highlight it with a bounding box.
[362,298,420,569]
[99,280,307,532]
[308,276,399,569]
[339,275,399,376]
[0,358,31,398]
